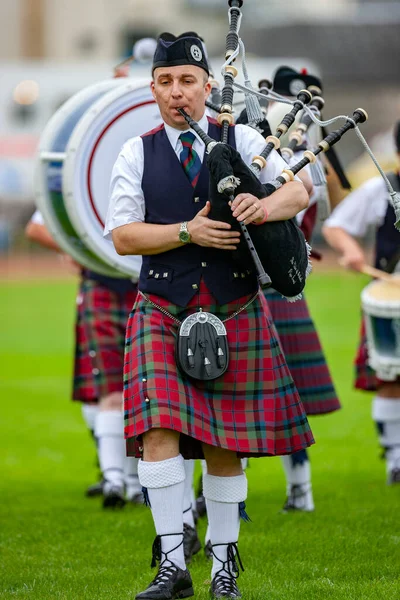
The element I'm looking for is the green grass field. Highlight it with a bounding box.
[1,272,399,600]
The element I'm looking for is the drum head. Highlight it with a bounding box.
[35,79,124,275]
[361,278,400,317]
[63,79,162,279]
[361,278,400,380]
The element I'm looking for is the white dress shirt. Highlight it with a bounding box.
[323,176,389,238]
[31,209,44,225]
[105,113,291,237]
[288,150,314,226]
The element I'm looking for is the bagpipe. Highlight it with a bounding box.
[181,0,400,299]
[177,0,378,299]
[178,105,367,298]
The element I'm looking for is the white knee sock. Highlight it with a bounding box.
[203,473,247,579]
[372,396,400,473]
[124,457,142,498]
[138,455,186,570]
[81,404,100,472]
[183,460,195,528]
[281,452,311,487]
[280,451,314,510]
[81,403,99,434]
[95,411,125,490]
[201,461,210,545]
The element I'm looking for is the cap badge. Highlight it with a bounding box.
[289,78,306,96]
[190,44,202,62]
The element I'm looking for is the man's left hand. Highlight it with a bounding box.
[230,193,267,226]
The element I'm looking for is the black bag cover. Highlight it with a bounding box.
[175,311,229,381]
[206,143,309,298]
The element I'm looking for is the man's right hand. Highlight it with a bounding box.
[188,201,241,250]
[339,247,366,272]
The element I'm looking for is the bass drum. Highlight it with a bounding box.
[35,78,161,279]
[361,277,400,381]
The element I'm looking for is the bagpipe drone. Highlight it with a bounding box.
[178,0,394,300]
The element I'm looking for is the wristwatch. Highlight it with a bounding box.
[178,221,192,244]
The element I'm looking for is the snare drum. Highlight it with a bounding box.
[35,78,162,279]
[361,278,400,381]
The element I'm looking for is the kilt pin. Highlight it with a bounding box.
[264,289,341,415]
[124,280,315,459]
[73,278,138,402]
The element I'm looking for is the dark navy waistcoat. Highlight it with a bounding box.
[375,172,400,273]
[140,117,257,306]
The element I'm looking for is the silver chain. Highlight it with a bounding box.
[138,290,260,325]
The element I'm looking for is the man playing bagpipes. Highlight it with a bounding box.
[105,31,314,600]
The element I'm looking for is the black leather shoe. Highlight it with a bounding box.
[209,542,244,599]
[388,467,400,484]
[210,572,242,599]
[102,484,126,509]
[281,484,314,513]
[85,479,104,497]
[195,493,207,518]
[183,523,201,563]
[137,534,194,599]
[136,562,193,599]
[127,490,145,505]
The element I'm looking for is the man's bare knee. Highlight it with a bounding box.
[378,382,400,398]
[202,444,242,477]
[142,428,180,462]
[99,392,123,411]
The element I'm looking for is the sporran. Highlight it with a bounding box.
[139,290,258,381]
[176,310,229,380]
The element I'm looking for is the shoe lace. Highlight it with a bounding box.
[149,533,184,584]
[211,541,244,593]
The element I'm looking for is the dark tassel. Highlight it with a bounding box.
[238,501,251,523]
[142,486,151,508]
[290,449,309,468]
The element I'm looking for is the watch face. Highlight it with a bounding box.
[179,230,191,243]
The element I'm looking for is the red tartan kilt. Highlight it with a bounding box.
[124,281,314,459]
[354,316,400,391]
[265,290,341,415]
[354,318,378,391]
[73,279,137,403]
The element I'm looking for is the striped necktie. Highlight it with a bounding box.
[179,131,202,188]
